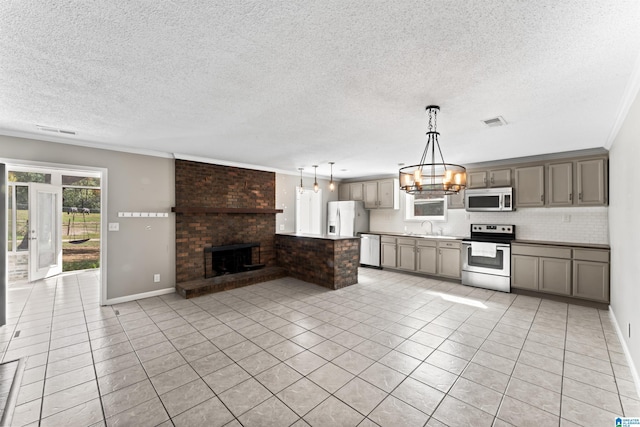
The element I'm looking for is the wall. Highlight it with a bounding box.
[370,192,609,244]
[275,173,339,234]
[175,160,277,283]
[609,88,640,390]
[0,135,175,301]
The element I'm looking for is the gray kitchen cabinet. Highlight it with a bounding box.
[437,241,461,279]
[381,236,397,268]
[338,183,350,201]
[447,190,465,209]
[515,165,545,207]
[466,169,511,188]
[417,240,437,274]
[397,238,416,271]
[363,179,399,209]
[511,255,539,290]
[577,158,607,206]
[548,162,573,206]
[351,183,364,201]
[539,257,572,296]
[511,243,610,303]
[572,249,609,302]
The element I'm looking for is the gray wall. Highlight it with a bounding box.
[609,89,640,383]
[275,173,339,234]
[0,135,175,300]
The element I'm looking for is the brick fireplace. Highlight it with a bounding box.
[173,160,284,294]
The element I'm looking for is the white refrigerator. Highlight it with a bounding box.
[327,201,369,236]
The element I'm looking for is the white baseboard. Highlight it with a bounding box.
[609,306,640,399]
[103,287,175,305]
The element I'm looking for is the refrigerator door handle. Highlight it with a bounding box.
[336,208,341,236]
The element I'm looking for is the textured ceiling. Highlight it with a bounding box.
[1,1,640,179]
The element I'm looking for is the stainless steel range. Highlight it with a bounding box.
[461,224,516,293]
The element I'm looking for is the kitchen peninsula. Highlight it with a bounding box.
[275,233,360,290]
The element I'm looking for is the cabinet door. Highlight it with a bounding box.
[363,182,378,209]
[577,158,606,205]
[398,244,416,271]
[573,260,609,302]
[438,247,461,278]
[539,257,571,295]
[548,163,573,206]
[489,169,512,187]
[447,190,465,209]
[417,246,437,274]
[515,165,545,207]
[511,255,539,290]
[338,184,351,201]
[377,179,395,208]
[381,243,396,268]
[467,171,488,189]
[350,183,364,201]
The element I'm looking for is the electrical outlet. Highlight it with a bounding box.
[154,274,160,283]
[562,214,571,223]
[279,224,285,231]
[108,223,119,231]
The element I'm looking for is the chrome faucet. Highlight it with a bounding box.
[421,220,433,235]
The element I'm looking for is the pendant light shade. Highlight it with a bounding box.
[399,105,466,196]
[298,168,304,194]
[329,162,335,192]
[313,165,319,193]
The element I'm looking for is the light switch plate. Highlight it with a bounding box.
[108,223,119,231]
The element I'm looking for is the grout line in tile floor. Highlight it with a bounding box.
[0,268,639,426]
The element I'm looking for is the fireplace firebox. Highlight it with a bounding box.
[204,243,265,278]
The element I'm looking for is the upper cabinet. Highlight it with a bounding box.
[447,190,465,209]
[515,165,545,207]
[577,158,607,206]
[340,178,399,209]
[547,162,573,206]
[466,169,512,189]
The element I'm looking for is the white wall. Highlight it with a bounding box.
[275,173,339,234]
[370,192,609,244]
[609,88,640,388]
[1,135,175,301]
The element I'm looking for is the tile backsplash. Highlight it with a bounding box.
[370,206,609,245]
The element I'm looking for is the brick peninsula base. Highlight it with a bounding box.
[275,233,360,290]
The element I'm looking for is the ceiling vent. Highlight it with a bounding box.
[36,125,76,135]
[482,116,507,127]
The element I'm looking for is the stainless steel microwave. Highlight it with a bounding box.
[465,187,514,212]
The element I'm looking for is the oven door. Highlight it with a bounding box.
[462,242,510,276]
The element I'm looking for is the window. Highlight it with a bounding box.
[405,193,447,221]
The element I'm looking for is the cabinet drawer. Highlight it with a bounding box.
[417,239,437,248]
[573,249,609,263]
[437,241,461,249]
[381,236,396,244]
[397,238,416,246]
[512,244,571,259]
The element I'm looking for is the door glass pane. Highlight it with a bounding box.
[7,185,13,251]
[468,195,499,209]
[37,191,56,268]
[16,186,29,251]
[468,247,505,269]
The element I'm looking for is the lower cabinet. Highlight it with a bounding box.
[438,246,461,279]
[417,241,437,274]
[511,243,609,303]
[381,237,397,268]
[397,238,416,271]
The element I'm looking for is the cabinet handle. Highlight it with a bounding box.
[490,176,494,184]
[569,193,573,201]
[540,194,544,202]
[579,192,582,201]
[483,177,487,184]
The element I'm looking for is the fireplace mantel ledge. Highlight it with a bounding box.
[171,207,284,214]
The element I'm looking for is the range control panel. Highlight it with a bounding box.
[471,224,515,235]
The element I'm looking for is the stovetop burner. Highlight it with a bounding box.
[464,224,516,244]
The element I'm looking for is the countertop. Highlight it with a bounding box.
[513,239,610,250]
[366,231,466,240]
[276,233,360,241]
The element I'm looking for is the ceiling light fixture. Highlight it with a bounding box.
[328,162,335,192]
[298,168,304,194]
[399,105,466,196]
[313,165,319,193]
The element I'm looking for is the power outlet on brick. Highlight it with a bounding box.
[153,274,160,283]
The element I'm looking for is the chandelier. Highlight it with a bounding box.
[399,105,466,196]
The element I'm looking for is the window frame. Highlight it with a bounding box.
[404,193,448,222]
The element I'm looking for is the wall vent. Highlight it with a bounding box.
[482,116,507,127]
[36,125,76,135]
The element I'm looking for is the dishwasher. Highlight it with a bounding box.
[360,234,381,267]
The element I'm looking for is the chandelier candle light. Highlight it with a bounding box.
[399,105,466,196]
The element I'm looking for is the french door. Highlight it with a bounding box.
[29,183,63,281]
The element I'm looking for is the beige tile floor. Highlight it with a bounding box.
[1,268,639,426]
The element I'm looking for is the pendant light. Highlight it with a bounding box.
[399,105,466,196]
[328,162,335,192]
[298,168,304,194]
[312,165,319,193]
